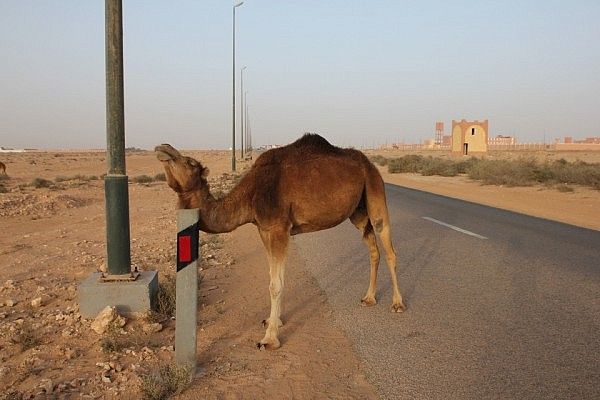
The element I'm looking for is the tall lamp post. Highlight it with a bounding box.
[232,1,244,171]
[246,102,251,155]
[79,0,158,319]
[244,93,249,154]
[240,66,246,159]
[104,0,131,277]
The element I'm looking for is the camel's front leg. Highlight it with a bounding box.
[257,228,289,350]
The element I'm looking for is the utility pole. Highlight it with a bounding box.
[244,92,248,155]
[240,66,246,159]
[232,1,244,171]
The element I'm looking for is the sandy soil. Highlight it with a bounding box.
[0,150,376,399]
[0,148,598,399]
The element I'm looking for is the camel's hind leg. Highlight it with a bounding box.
[350,206,380,306]
[364,171,406,312]
[257,227,289,350]
[378,223,405,312]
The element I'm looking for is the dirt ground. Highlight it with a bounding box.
[0,148,598,399]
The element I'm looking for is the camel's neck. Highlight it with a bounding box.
[177,181,253,234]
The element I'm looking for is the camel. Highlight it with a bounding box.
[155,133,405,350]
[0,161,6,175]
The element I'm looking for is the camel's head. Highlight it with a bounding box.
[155,144,209,195]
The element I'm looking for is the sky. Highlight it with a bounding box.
[1,0,599,150]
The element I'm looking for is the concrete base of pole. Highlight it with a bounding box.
[78,271,158,318]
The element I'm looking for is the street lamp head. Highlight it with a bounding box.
[242,65,247,71]
[234,1,244,8]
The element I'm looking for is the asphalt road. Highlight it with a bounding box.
[292,184,600,400]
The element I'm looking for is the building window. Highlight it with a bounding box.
[471,128,475,135]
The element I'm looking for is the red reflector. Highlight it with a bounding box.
[178,235,192,262]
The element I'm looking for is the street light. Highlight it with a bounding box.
[232,1,244,171]
[240,66,246,160]
[244,92,249,155]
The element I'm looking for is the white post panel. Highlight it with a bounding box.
[175,208,199,369]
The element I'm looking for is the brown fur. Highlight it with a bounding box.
[156,133,405,349]
[0,161,5,175]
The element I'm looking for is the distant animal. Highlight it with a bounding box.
[155,133,405,350]
[0,161,6,175]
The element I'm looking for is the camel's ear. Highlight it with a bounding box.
[201,167,210,179]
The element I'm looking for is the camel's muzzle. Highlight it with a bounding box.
[155,144,181,161]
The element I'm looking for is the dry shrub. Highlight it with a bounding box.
[555,183,575,193]
[156,275,176,318]
[548,159,600,189]
[378,153,600,189]
[153,173,166,182]
[73,174,92,181]
[139,363,192,400]
[55,174,97,186]
[387,155,467,177]
[420,157,460,177]
[133,175,154,184]
[100,323,125,353]
[467,158,538,186]
[30,177,54,189]
[387,155,424,173]
[369,155,388,166]
[12,324,41,351]
[100,321,163,354]
[467,158,600,189]
[54,176,69,182]
[455,157,479,174]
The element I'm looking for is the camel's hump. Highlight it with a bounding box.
[255,133,346,167]
[291,133,335,149]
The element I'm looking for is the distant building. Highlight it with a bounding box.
[582,137,600,144]
[563,136,600,144]
[423,139,435,149]
[435,122,444,145]
[442,135,452,146]
[488,135,516,146]
[0,146,25,153]
[451,119,488,155]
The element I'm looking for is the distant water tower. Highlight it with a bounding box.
[435,122,444,145]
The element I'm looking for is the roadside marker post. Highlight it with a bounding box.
[175,209,200,370]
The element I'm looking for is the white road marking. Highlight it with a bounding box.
[422,217,488,239]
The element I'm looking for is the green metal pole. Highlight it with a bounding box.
[104,0,131,276]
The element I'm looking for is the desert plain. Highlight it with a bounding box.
[0,148,598,399]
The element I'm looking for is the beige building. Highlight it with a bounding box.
[451,119,488,155]
[488,135,515,146]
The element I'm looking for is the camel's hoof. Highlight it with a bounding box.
[256,340,280,351]
[391,302,406,313]
[361,297,377,307]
